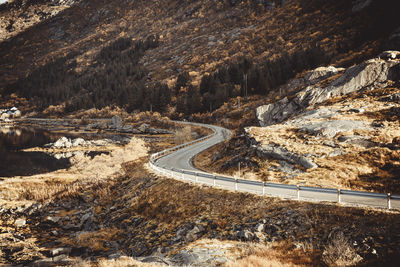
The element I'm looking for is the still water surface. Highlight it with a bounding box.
[0,126,71,177]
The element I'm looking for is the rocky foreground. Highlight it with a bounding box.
[1,158,400,266]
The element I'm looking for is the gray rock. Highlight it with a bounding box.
[169,248,228,267]
[255,223,265,232]
[62,222,82,231]
[110,116,123,130]
[14,218,26,227]
[72,138,86,147]
[300,120,369,138]
[236,230,255,241]
[275,160,304,175]
[185,225,205,242]
[138,123,150,133]
[338,135,375,148]
[32,254,72,267]
[304,66,340,83]
[51,247,72,257]
[53,137,72,148]
[45,216,60,224]
[329,148,345,157]
[257,56,400,126]
[256,143,318,169]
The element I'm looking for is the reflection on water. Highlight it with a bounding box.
[0,126,71,177]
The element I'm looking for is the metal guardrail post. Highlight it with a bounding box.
[297,185,300,200]
[213,175,216,186]
[181,170,184,180]
[195,172,198,183]
[262,182,265,196]
[235,179,238,191]
[388,193,392,209]
[338,189,341,203]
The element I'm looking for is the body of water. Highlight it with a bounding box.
[0,126,71,177]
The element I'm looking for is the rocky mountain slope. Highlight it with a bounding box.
[197,51,400,194]
[2,155,400,266]
[0,0,399,115]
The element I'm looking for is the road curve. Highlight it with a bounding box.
[151,121,400,211]
[155,122,230,171]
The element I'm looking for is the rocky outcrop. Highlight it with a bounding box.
[255,143,317,169]
[256,52,400,127]
[299,120,370,138]
[0,107,21,121]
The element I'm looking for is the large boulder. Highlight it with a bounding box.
[256,54,400,126]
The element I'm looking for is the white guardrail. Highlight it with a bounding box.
[149,122,400,211]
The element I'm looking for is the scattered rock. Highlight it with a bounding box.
[256,54,400,126]
[380,92,400,103]
[299,120,369,138]
[256,143,318,169]
[110,116,123,130]
[53,137,72,148]
[169,248,229,267]
[338,135,375,148]
[14,218,26,227]
[45,216,60,224]
[32,254,73,267]
[304,66,341,83]
[50,247,72,257]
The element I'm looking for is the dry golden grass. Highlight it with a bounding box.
[194,85,400,193]
[73,256,165,267]
[174,125,192,144]
[76,228,121,251]
[322,232,362,266]
[73,106,130,119]
[0,137,148,206]
[221,241,316,267]
[125,111,175,130]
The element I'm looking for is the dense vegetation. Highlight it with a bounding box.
[5,32,327,116]
[5,35,171,113]
[177,45,327,115]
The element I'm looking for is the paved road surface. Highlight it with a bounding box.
[155,123,229,171]
[154,121,400,210]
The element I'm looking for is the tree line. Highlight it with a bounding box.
[176,45,328,115]
[5,38,327,116]
[5,35,171,113]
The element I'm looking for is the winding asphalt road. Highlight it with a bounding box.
[152,122,400,210]
[155,122,230,171]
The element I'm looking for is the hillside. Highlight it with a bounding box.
[0,0,399,116]
[1,0,400,266]
[195,51,400,195]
